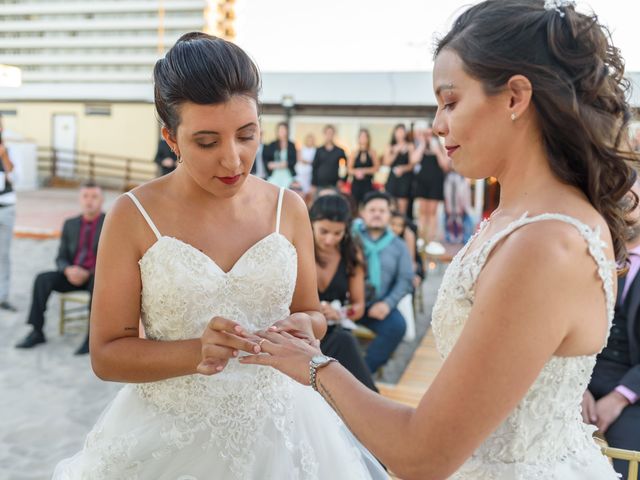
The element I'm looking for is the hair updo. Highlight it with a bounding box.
[436,0,639,262]
[153,32,261,135]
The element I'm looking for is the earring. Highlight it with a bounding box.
[511,113,517,121]
[177,155,183,164]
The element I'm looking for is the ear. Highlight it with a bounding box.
[161,126,179,156]
[506,75,533,121]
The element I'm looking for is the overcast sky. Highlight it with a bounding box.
[234,0,640,72]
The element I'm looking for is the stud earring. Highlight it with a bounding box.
[511,113,517,121]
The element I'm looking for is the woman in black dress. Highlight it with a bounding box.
[310,195,377,391]
[411,126,450,246]
[348,128,379,206]
[383,124,415,215]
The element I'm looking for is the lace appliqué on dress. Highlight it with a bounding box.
[431,213,618,479]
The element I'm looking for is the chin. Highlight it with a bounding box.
[453,158,489,181]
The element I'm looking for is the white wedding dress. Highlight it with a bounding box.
[432,213,620,479]
[54,187,387,480]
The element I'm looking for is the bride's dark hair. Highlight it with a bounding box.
[436,0,639,263]
[153,32,261,136]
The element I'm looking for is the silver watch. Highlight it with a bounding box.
[309,354,336,392]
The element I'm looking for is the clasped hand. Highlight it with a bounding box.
[197,313,316,375]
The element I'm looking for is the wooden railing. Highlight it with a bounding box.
[37,146,157,191]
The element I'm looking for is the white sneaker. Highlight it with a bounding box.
[425,241,446,256]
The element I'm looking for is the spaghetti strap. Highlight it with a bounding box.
[275,187,285,234]
[125,192,162,240]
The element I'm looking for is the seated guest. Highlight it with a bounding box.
[582,183,640,478]
[390,211,425,289]
[310,195,377,391]
[15,181,105,355]
[352,191,413,372]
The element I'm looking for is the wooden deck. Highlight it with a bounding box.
[377,328,443,479]
[378,327,442,408]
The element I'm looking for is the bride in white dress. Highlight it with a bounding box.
[54,32,386,479]
[239,1,637,478]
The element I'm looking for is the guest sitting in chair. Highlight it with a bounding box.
[310,194,378,391]
[582,181,640,478]
[15,181,105,355]
[352,191,414,373]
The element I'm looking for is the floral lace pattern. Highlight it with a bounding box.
[133,233,318,479]
[432,213,619,479]
[54,189,385,480]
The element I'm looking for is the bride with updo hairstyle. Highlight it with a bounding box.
[240,1,639,479]
[54,32,387,479]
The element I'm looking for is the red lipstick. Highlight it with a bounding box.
[218,175,241,185]
[445,146,459,157]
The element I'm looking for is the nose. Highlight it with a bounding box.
[432,108,448,138]
[218,140,242,173]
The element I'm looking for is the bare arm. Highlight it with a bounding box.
[383,145,396,167]
[430,137,450,172]
[243,221,612,479]
[90,196,201,382]
[363,149,380,175]
[284,190,327,339]
[347,151,357,175]
[0,145,14,173]
[91,195,257,382]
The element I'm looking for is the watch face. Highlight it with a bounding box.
[312,355,329,365]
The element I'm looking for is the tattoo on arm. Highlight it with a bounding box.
[317,379,345,421]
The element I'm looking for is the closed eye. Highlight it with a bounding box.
[198,142,216,149]
[443,102,457,111]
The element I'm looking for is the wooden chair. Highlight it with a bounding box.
[601,446,640,480]
[59,291,90,334]
[594,432,640,480]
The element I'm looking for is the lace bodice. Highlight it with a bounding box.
[431,213,617,479]
[109,188,325,479]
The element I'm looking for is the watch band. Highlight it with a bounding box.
[310,357,336,392]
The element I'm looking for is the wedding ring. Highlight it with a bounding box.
[258,338,267,348]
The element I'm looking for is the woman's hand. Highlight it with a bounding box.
[239,330,322,385]
[197,317,261,375]
[269,312,316,342]
[319,301,341,322]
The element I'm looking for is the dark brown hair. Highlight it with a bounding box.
[153,32,261,135]
[436,0,638,262]
[309,194,364,277]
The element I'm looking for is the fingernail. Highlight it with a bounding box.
[269,326,277,331]
[216,365,224,372]
[232,350,238,357]
[254,345,260,353]
[235,326,243,333]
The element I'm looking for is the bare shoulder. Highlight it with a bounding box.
[281,187,308,220]
[488,216,610,277]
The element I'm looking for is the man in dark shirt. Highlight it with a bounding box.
[311,124,347,195]
[15,181,105,355]
[583,183,640,478]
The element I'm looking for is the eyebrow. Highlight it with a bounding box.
[192,122,257,136]
[435,83,456,97]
